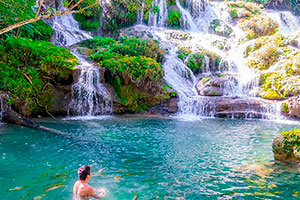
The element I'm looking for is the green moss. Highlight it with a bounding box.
[83,36,169,112]
[258,52,300,99]
[0,36,77,115]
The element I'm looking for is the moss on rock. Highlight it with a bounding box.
[79,36,173,113]
[273,128,300,162]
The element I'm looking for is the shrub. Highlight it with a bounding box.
[168,9,181,28]
[281,128,300,154]
[0,36,78,107]
[85,36,168,112]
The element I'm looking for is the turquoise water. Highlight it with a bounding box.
[1,116,300,199]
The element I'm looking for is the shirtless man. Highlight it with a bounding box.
[73,165,107,199]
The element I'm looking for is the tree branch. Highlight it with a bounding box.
[61,0,83,15]
[35,0,44,18]
[0,1,100,35]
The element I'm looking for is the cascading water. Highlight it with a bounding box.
[176,0,199,31]
[133,0,294,120]
[68,51,112,116]
[267,10,300,34]
[46,0,112,116]
[148,0,168,27]
[46,1,92,46]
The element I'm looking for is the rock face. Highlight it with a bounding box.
[283,96,300,118]
[196,77,226,96]
[196,76,237,97]
[272,135,300,163]
[193,96,275,118]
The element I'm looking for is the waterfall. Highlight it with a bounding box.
[45,0,112,116]
[138,0,288,120]
[46,1,92,46]
[267,10,300,34]
[176,0,199,31]
[137,2,145,25]
[68,51,112,116]
[148,0,168,27]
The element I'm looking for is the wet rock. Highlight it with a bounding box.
[282,96,300,118]
[214,97,270,118]
[209,19,233,38]
[141,96,179,115]
[272,135,300,163]
[191,96,274,118]
[196,76,229,96]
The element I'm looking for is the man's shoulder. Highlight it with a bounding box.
[80,184,95,196]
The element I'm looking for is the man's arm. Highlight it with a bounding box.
[87,186,104,199]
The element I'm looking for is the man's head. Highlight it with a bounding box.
[78,165,91,181]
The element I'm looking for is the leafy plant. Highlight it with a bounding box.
[281,128,300,154]
[168,9,181,28]
[0,36,77,111]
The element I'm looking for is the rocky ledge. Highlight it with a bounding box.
[193,96,276,118]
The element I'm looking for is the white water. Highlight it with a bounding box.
[48,0,300,120]
[133,0,300,120]
[47,2,92,46]
[267,10,300,34]
[148,0,168,27]
[68,51,112,116]
[46,0,112,116]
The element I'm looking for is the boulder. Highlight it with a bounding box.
[283,96,300,118]
[272,135,300,163]
[196,77,230,96]
[191,96,274,118]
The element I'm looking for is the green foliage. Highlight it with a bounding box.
[167,0,177,5]
[168,9,181,28]
[281,128,300,154]
[177,48,221,74]
[282,102,288,113]
[83,36,167,112]
[151,5,160,14]
[85,36,164,62]
[0,0,53,40]
[0,36,77,108]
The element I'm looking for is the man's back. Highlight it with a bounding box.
[73,180,94,199]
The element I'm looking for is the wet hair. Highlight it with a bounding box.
[78,165,91,180]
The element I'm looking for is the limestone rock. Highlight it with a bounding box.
[272,135,300,163]
[283,96,300,118]
[196,77,227,96]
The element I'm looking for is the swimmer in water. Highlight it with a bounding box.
[73,165,108,199]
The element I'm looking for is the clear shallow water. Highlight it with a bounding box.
[1,117,300,199]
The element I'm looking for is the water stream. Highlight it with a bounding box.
[47,1,112,116]
[68,51,112,116]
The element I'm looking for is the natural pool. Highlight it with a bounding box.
[1,116,300,199]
